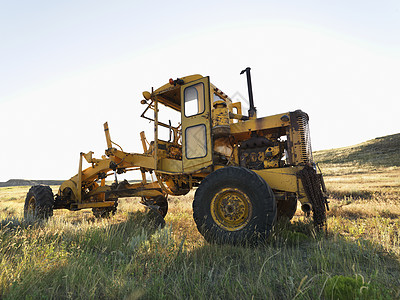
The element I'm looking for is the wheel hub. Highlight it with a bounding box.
[210,188,252,231]
[28,196,36,212]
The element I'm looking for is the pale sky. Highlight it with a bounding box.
[0,0,399,181]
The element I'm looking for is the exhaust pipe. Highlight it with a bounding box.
[240,67,257,118]
[301,203,312,216]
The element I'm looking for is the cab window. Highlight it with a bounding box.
[184,83,205,117]
[185,124,207,158]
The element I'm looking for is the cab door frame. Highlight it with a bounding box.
[181,76,213,173]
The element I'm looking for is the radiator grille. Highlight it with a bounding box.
[297,114,313,164]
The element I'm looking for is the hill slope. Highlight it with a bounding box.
[0,179,64,187]
[313,133,400,199]
[313,133,400,174]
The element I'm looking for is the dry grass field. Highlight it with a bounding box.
[314,134,400,256]
[0,134,399,299]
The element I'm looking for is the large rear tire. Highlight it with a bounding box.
[24,185,54,220]
[193,167,276,245]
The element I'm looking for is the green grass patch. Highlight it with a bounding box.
[323,275,391,299]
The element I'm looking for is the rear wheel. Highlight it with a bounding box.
[193,167,276,245]
[24,185,54,219]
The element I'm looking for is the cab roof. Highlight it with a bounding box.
[149,74,232,111]
[151,75,203,111]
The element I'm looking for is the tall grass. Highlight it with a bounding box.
[0,186,399,299]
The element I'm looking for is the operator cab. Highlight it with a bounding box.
[141,75,241,173]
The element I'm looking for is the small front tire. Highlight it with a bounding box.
[24,185,54,220]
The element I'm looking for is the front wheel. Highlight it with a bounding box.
[24,185,54,219]
[193,167,276,245]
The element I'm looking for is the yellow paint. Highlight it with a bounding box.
[230,112,291,135]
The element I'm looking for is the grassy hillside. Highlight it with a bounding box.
[314,133,400,174]
[0,134,399,299]
[313,133,400,201]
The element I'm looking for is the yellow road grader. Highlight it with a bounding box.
[25,68,328,244]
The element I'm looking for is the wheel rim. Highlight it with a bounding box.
[210,188,252,231]
[27,196,36,213]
